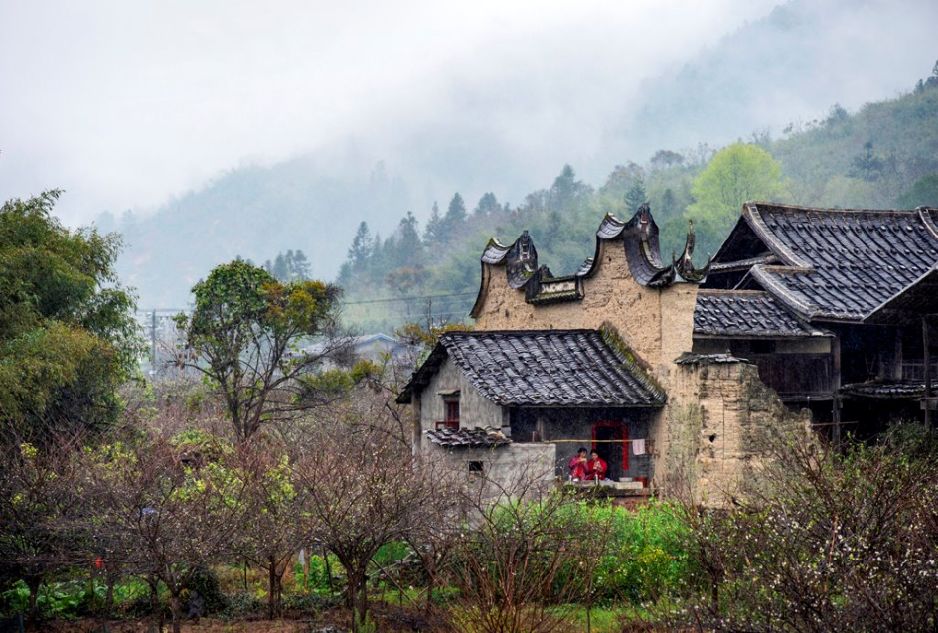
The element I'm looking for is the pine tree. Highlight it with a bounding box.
[292,250,311,280]
[423,202,443,244]
[272,253,288,281]
[347,221,373,267]
[474,192,500,217]
[624,177,647,213]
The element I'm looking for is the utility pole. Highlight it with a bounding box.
[151,309,158,370]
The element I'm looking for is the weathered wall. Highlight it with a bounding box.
[418,356,505,438]
[666,359,812,506]
[474,239,698,384]
[472,237,700,491]
[423,442,557,497]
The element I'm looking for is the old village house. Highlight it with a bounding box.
[397,202,938,504]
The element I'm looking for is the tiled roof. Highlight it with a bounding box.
[722,203,938,322]
[675,352,750,366]
[397,329,665,407]
[425,427,511,448]
[694,290,829,338]
[840,381,924,399]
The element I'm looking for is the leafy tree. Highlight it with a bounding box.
[174,260,343,442]
[0,191,139,444]
[650,150,684,170]
[687,143,789,249]
[897,173,938,208]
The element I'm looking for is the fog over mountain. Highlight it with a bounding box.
[1,0,936,306]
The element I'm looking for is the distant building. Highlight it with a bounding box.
[398,202,938,505]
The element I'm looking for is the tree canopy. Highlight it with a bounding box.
[175,259,344,442]
[687,143,790,254]
[0,191,138,443]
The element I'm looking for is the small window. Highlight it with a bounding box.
[468,460,484,474]
[444,398,460,430]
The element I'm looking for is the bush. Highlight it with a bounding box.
[553,501,692,604]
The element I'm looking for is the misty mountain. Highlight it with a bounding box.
[103,0,937,308]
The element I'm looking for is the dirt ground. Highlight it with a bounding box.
[36,604,449,632]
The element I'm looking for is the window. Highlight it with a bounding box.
[442,397,460,430]
[468,460,484,474]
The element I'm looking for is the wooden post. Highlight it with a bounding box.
[924,317,931,427]
[894,327,904,380]
[831,336,842,447]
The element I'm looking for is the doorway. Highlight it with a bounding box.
[592,421,628,481]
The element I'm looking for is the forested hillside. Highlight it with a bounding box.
[339,69,938,330]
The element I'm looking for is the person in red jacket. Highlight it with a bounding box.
[568,447,588,481]
[586,450,608,481]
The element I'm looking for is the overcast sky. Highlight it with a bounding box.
[0,0,792,225]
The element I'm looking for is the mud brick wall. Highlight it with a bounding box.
[668,360,811,506]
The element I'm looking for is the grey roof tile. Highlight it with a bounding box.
[397,329,665,407]
[727,204,938,321]
[425,427,511,448]
[694,290,829,337]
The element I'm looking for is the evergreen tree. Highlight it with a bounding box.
[549,164,591,212]
[423,202,443,244]
[292,249,311,280]
[445,193,467,224]
[624,177,647,213]
[396,212,423,267]
[347,221,373,267]
[474,192,500,217]
[272,253,288,282]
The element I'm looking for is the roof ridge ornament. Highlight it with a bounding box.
[672,219,711,283]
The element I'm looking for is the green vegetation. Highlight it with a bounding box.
[0,191,139,443]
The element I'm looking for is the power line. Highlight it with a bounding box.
[340,291,476,306]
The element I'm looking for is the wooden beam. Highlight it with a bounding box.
[894,327,904,381]
[831,336,842,447]
[925,317,931,427]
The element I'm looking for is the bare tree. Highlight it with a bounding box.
[233,441,311,619]
[294,418,438,632]
[0,437,84,626]
[84,432,250,633]
[675,425,938,633]
[448,464,611,633]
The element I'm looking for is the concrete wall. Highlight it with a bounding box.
[423,441,557,499]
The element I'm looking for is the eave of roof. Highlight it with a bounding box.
[713,202,938,323]
[396,328,665,407]
[694,289,831,338]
